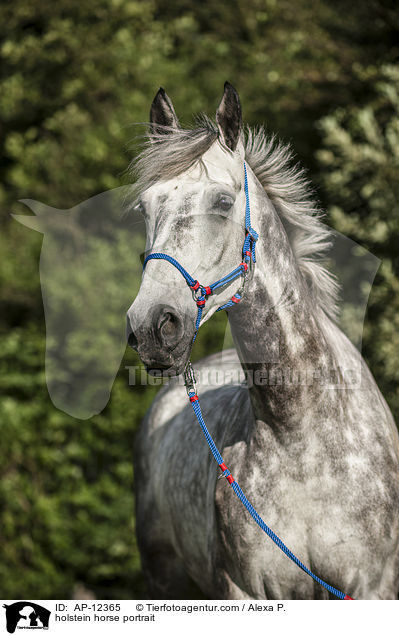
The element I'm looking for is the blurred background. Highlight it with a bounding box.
[1,0,398,599]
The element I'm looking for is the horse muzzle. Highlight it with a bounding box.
[126,303,194,375]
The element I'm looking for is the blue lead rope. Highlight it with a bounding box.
[142,162,353,600]
[188,390,352,600]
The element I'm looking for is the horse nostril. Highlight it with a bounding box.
[158,311,176,337]
[155,306,183,346]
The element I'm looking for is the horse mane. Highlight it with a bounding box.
[130,116,339,320]
[244,126,339,320]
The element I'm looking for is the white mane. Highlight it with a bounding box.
[244,126,339,319]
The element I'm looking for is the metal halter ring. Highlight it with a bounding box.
[192,286,204,302]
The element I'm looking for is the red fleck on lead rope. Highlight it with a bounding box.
[219,461,235,484]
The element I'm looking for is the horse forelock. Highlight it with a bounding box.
[129,116,339,321]
[129,115,219,197]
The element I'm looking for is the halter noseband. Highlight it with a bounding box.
[142,162,258,339]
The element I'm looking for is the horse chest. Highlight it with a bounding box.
[210,417,399,599]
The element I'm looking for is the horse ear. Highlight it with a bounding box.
[11,199,47,233]
[11,213,43,233]
[149,87,179,137]
[216,82,242,152]
[12,199,63,233]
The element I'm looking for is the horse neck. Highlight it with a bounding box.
[227,178,343,431]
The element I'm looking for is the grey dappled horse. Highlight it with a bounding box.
[127,84,399,599]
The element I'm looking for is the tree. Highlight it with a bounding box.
[317,64,399,418]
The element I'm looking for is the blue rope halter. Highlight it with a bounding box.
[142,161,354,600]
[143,163,258,339]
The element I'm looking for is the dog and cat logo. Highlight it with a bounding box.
[2,603,50,633]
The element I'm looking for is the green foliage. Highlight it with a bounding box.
[317,64,399,416]
[0,0,398,599]
[0,325,155,598]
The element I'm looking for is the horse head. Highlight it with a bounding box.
[126,83,251,375]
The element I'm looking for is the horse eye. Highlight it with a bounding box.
[218,195,234,211]
[134,201,145,215]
